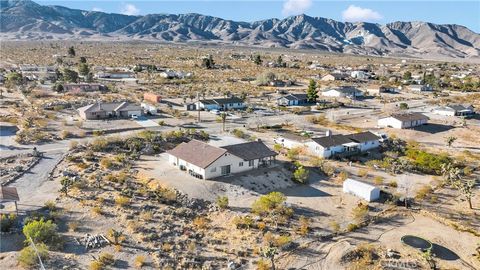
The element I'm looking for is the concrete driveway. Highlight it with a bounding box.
[135,116,160,127]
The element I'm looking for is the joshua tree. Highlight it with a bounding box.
[262,245,278,270]
[446,136,457,147]
[220,112,227,132]
[453,178,476,209]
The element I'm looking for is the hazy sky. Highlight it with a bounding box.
[37,0,480,32]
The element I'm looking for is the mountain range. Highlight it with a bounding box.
[1,0,480,59]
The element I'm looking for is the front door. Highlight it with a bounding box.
[221,165,231,176]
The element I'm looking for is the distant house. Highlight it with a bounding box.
[277,93,309,106]
[433,104,475,117]
[366,84,396,95]
[77,101,142,120]
[378,113,429,129]
[343,179,380,202]
[196,96,246,111]
[19,65,57,81]
[141,93,162,115]
[321,86,363,98]
[351,70,369,80]
[305,131,380,158]
[321,73,348,81]
[409,84,433,92]
[159,70,192,79]
[166,140,277,179]
[96,71,135,79]
[64,83,106,93]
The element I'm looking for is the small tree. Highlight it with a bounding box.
[306,79,318,103]
[399,103,409,110]
[403,71,412,81]
[293,166,309,184]
[68,46,76,57]
[79,56,87,63]
[63,68,78,83]
[60,177,74,196]
[201,54,215,69]
[253,54,262,65]
[23,219,60,248]
[78,63,90,77]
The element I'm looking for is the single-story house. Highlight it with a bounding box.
[409,84,433,92]
[321,73,348,81]
[196,96,246,111]
[351,70,369,80]
[277,93,309,106]
[274,133,312,149]
[64,83,106,93]
[96,71,135,79]
[77,101,142,120]
[166,140,277,179]
[366,84,397,95]
[377,113,429,129]
[305,131,380,158]
[343,178,380,202]
[433,104,475,117]
[321,86,363,98]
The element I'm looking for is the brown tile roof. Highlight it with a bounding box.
[166,140,227,169]
[0,187,19,201]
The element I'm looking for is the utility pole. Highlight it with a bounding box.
[197,92,201,123]
[28,237,46,270]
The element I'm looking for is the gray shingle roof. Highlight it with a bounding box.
[312,131,380,147]
[221,141,277,161]
[391,112,429,122]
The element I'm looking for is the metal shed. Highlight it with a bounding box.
[343,178,380,202]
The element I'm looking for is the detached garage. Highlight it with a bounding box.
[343,178,380,202]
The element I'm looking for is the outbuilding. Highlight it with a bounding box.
[343,178,380,202]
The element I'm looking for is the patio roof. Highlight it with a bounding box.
[0,186,19,202]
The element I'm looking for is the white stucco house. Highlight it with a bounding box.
[351,70,369,80]
[321,87,363,98]
[409,84,433,92]
[432,104,474,117]
[276,94,309,106]
[196,96,246,111]
[343,178,380,202]
[305,131,381,158]
[378,113,429,129]
[166,140,277,179]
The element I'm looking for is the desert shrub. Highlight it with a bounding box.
[358,169,369,177]
[0,213,17,232]
[91,206,103,216]
[338,171,349,183]
[23,218,61,248]
[233,215,255,229]
[193,216,209,230]
[67,221,79,232]
[257,221,267,231]
[134,255,146,268]
[256,259,270,270]
[346,223,359,232]
[251,192,286,216]
[298,216,310,236]
[140,211,153,221]
[351,203,369,223]
[100,157,114,169]
[232,128,246,138]
[98,252,115,266]
[162,242,173,252]
[18,243,49,269]
[286,147,301,160]
[89,260,104,270]
[416,185,433,200]
[44,201,56,211]
[389,180,398,188]
[91,137,108,151]
[216,196,229,209]
[275,235,292,247]
[373,176,384,185]
[330,220,340,233]
[60,130,71,140]
[69,140,79,149]
[405,147,451,175]
[115,196,130,208]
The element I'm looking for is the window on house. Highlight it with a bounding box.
[239,162,243,167]
[248,160,254,167]
[210,167,216,172]
[326,147,330,151]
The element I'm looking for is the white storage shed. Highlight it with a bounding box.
[343,178,380,202]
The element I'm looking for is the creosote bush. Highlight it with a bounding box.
[18,243,49,269]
